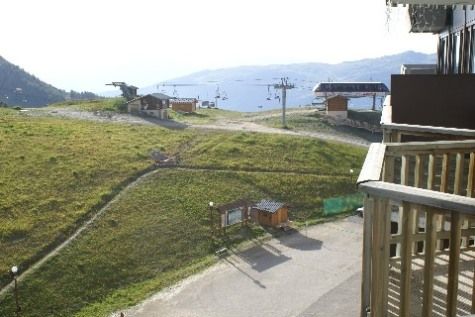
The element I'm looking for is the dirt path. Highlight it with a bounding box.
[0,168,161,298]
[26,108,370,147]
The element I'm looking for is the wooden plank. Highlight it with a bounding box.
[386,139,475,155]
[467,152,475,198]
[422,209,438,317]
[414,155,423,188]
[383,156,395,184]
[381,123,475,137]
[359,181,475,215]
[370,198,390,317]
[454,152,465,195]
[446,211,462,317]
[390,226,475,243]
[357,143,387,184]
[401,155,409,186]
[440,154,450,193]
[427,154,435,190]
[361,197,374,317]
[400,202,415,317]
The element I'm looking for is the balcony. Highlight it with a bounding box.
[358,139,475,317]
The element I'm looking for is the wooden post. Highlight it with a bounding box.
[440,154,449,193]
[467,152,474,198]
[427,154,435,190]
[401,154,409,186]
[361,196,374,317]
[454,152,464,195]
[414,155,423,188]
[400,202,415,317]
[422,209,438,317]
[446,211,462,317]
[370,198,390,317]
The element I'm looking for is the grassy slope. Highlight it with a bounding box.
[47,98,126,112]
[0,109,190,285]
[258,111,382,143]
[179,131,365,174]
[168,108,244,125]
[0,104,366,316]
[0,170,357,317]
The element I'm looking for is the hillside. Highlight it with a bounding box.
[140,51,436,112]
[0,56,100,107]
[0,106,365,316]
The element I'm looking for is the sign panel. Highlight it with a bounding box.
[227,208,242,226]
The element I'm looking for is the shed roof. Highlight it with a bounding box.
[170,98,198,104]
[126,94,159,103]
[253,199,286,213]
[152,93,172,100]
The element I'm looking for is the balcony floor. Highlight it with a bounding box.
[388,251,475,317]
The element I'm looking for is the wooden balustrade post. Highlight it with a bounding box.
[361,197,374,317]
[422,209,438,317]
[370,198,390,317]
[400,202,415,317]
[447,211,462,317]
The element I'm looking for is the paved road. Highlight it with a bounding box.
[121,217,363,317]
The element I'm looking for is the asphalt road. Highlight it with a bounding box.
[121,216,363,317]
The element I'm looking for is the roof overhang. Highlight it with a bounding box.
[408,5,448,32]
[388,0,475,5]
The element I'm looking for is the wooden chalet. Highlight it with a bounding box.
[325,95,348,119]
[169,98,197,113]
[251,199,289,227]
[126,93,171,119]
[357,2,475,317]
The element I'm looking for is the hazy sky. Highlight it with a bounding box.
[1,0,437,93]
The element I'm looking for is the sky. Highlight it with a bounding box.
[0,0,437,93]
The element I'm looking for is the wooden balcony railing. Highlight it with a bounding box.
[358,140,475,317]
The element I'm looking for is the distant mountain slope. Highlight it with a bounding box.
[0,56,68,107]
[141,51,436,112]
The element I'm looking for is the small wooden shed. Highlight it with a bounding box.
[325,95,348,119]
[251,199,289,227]
[170,98,197,113]
[127,94,170,119]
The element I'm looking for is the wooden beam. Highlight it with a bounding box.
[359,181,475,215]
[370,198,390,317]
[454,152,465,195]
[357,143,387,184]
[401,154,409,186]
[400,202,415,317]
[361,197,374,317]
[446,211,462,317]
[440,154,450,193]
[422,209,438,317]
[467,152,475,198]
[428,154,435,191]
[414,155,423,188]
[386,140,475,155]
[381,123,475,138]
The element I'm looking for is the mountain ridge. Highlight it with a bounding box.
[140,51,436,112]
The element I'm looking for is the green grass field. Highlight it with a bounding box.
[0,169,357,317]
[47,98,127,112]
[0,103,366,316]
[179,131,365,174]
[168,108,244,125]
[0,108,190,286]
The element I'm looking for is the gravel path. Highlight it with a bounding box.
[26,108,370,147]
